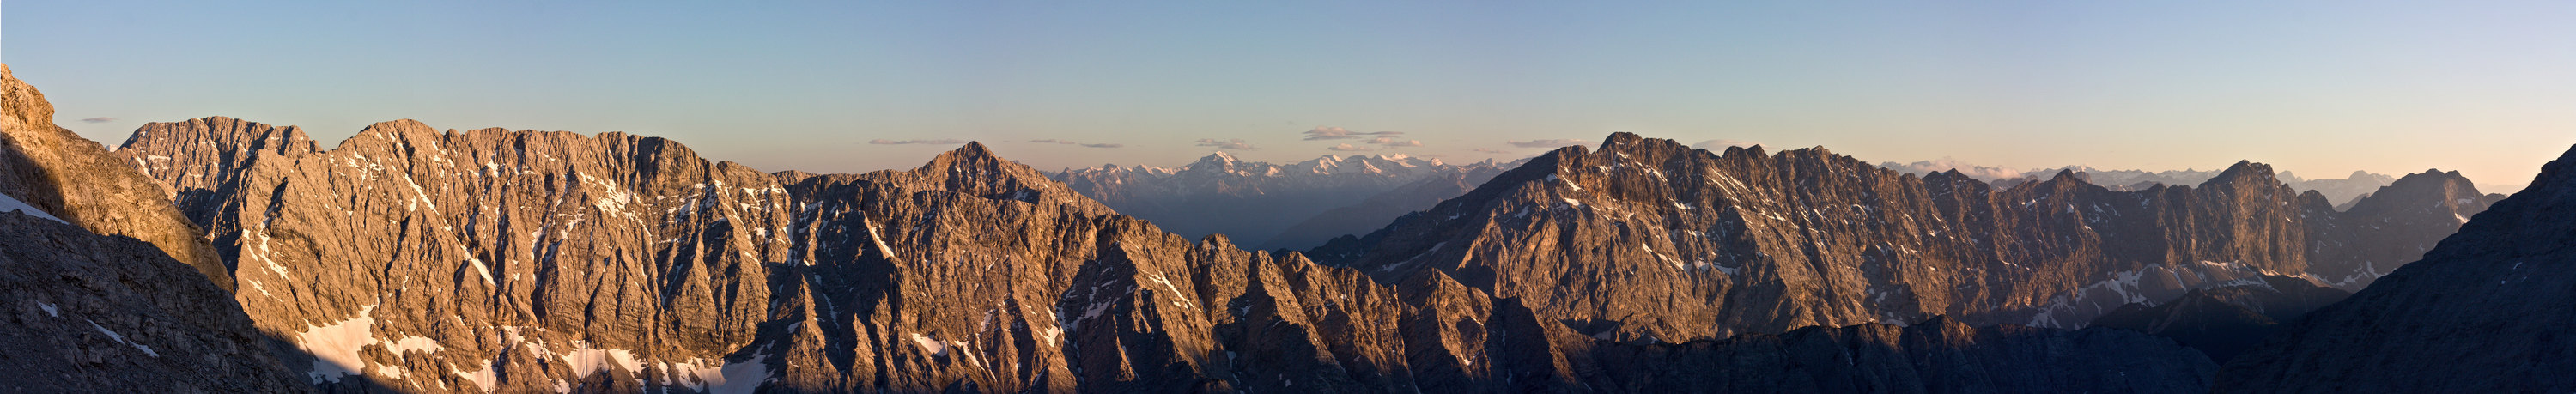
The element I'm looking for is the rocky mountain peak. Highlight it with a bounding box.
[925,140,1003,167]
[2205,160,2279,186]
[1188,151,1239,169]
[0,64,56,130]
[1600,130,1646,148]
[876,141,1115,214]
[2342,167,2489,216]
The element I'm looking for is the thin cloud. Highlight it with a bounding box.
[1327,143,1375,152]
[1030,139,1122,148]
[1508,139,1585,148]
[1366,136,1423,148]
[868,138,967,145]
[1194,138,1256,150]
[79,117,117,124]
[1303,126,1403,140]
[1470,148,1515,154]
[1692,139,1759,149]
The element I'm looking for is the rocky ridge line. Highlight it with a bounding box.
[121,118,2221,393]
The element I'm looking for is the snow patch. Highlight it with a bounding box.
[87,319,160,356]
[0,191,68,224]
[293,305,455,383]
[655,354,773,394]
[452,360,498,392]
[561,342,645,377]
[908,333,949,356]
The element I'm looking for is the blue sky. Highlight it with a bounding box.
[6,1,2573,187]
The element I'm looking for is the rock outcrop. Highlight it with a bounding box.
[121,120,2220,393]
[0,64,308,393]
[1314,133,2494,345]
[2215,143,2576,393]
[0,64,232,291]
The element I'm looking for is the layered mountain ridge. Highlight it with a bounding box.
[1312,132,2494,344]
[1880,160,2408,204]
[114,117,2221,393]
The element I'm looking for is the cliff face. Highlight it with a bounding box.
[2215,143,2576,393]
[1312,133,2492,344]
[0,64,308,393]
[122,120,2218,393]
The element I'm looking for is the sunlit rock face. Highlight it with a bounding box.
[127,122,2224,392]
[1312,132,2491,344]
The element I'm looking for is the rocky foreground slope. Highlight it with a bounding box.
[120,118,2221,392]
[1313,133,2495,344]
[0,64,308,392]
[2216,142,2576,393]
[2087,275,2349,362]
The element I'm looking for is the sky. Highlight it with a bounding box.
[6,1,2573,189]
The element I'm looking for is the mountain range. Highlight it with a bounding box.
[1880,160,2409,207]
[1,63,2568,392]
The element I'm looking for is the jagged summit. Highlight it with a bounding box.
[923,140,1003,167]
[2203,160,2280,186]
[881,140,1115,214]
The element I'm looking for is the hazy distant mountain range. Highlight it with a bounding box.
[1880,159,2409,206]
[2,64,2569,392]
[1049,153,1520,251]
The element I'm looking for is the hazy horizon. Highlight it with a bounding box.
[7,1,2572,188]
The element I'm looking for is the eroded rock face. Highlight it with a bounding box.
[125,121,2219,393]
[1313,133,2494,344]
[2215,144,2576,393]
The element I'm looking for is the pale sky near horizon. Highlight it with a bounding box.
[6,1,2573,190]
